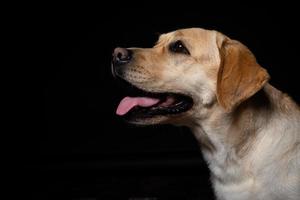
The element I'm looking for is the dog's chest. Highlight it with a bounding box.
[203,143,247,183]
[204,150,260,200]
[201,140,259,200]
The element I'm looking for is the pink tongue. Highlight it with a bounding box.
[116,96,160,116]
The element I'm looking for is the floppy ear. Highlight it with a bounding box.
[216,38,270,112]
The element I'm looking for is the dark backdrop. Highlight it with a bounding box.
[20,5,299,200]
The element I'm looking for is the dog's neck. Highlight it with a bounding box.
[189,84,288,182]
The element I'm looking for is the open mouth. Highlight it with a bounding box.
[115,81,193,119]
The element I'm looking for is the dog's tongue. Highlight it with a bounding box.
[116,97,160,116]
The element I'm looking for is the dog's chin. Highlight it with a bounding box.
[124,115,169,126]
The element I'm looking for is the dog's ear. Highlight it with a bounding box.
[216,38,270,112]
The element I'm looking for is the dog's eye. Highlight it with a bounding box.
[169,40,190,55]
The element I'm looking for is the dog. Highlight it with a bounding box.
[111,28,300,200]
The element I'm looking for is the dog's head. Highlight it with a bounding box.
[112,28,269,125]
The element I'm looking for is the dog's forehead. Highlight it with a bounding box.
[156,28,216,47]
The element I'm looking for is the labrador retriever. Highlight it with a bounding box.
[111,28,300,200]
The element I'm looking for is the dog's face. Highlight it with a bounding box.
[112,28,269,125]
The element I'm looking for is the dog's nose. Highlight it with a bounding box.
[112,47,132,65]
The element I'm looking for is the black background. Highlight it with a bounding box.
[19,5,299,200]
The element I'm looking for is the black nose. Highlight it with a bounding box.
[112,47,132,65]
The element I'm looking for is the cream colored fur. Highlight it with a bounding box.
[118,28,300,200]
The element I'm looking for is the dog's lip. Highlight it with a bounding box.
[115,76,191,99]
